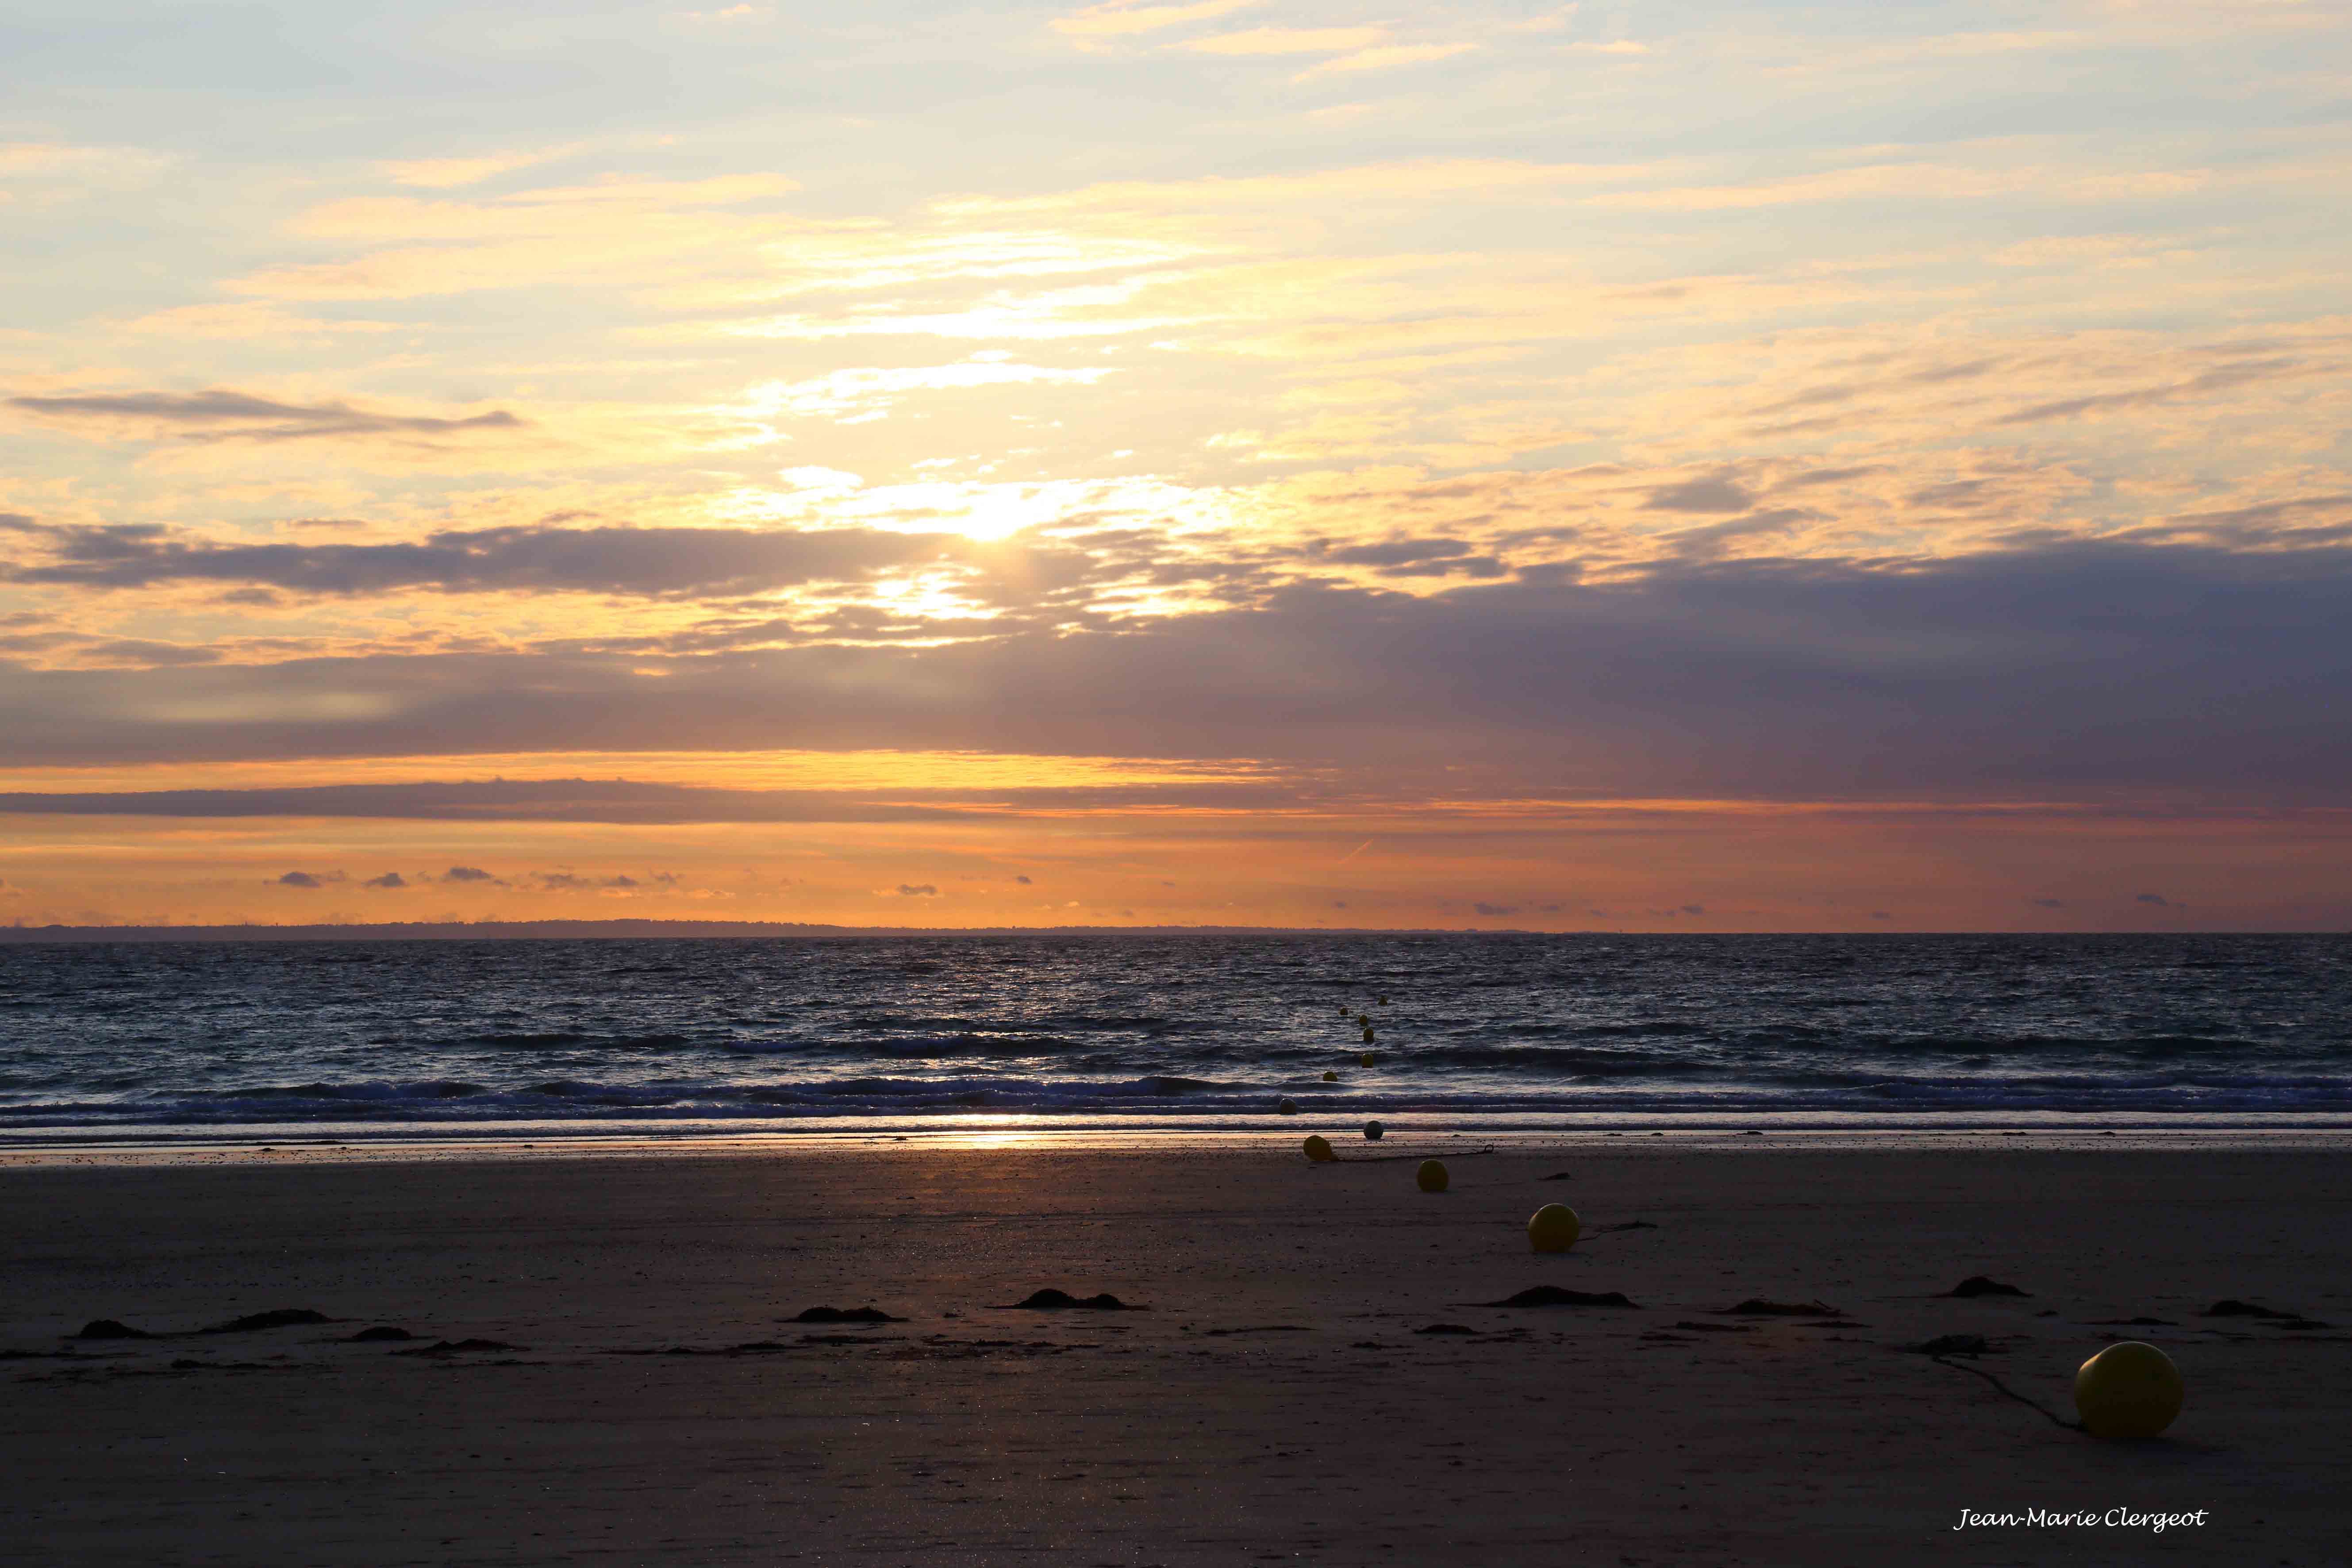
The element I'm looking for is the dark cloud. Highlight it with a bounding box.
[1665,508,1812,561]
[2029,897,2064,909]
[1643,477,1753,513]
[4,539,2352,807]
[893,884,938,896]
[441,865,496,882]
[1988,358,2305,429]
[2135,892,2174,906]
[362,871,407,889]
[276,871,325,888]
[1770,465,1889,492]
[1317,538,1475,567]
[1016,874,1032,884]
[75,638,224,666]
[5,388,524,445]
[1472,901,1518,916]
[0,778,1314,824]
[1376,554,1507,579]
[2,517,958,600]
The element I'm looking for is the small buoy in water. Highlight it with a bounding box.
[1363,1120,1384,1140]
[1377,995,1389,1006]
[1527,1203,1581,1253]
[1355,1013,1370,1027]
[1360,1052,1376,1066]
[1303,1134,1335,1163]
[1321,1070,1338,1081]
[1361,1027,1375,1043]
[1416,1159,1449,1193]
[1277,1098,1299,1115]
[2074,1341,2183,1438]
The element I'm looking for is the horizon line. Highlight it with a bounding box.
[0,918,2330,945]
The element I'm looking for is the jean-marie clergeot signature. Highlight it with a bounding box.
[1954,1508,2209,1533]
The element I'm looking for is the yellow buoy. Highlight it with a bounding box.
[2074,1341,2183,1438]
[1363,1119,1384,1140]
[1361,1027,1375,1043]
[1359,1052,1376,1066]
[1527,1203,1581,1253]
[1321,1070,1338,1081]
[1416,1159,1449,1193]
[1277,1097,1299,1115]
[1377,995,1389,1006]
[1356,1013,1370,1026]
[1303,1134,1335,1163]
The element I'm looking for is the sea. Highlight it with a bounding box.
[1,933,2348,1144]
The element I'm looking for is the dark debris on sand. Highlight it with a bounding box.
[202,1309,333,1334]
[1906,1334,1997,1357]
[70,1308,334,1341]
[790,1306,904,1324]
[2203,1299,2328,1326]
[1474,1286,1639,1309]
[69,1319,150,1340]
[996,1289,1145,1311]
[1946,1276,2030,1298]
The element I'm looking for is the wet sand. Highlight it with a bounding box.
[4,1139,2348,1565]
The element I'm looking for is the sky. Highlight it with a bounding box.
[3,0,2351,932]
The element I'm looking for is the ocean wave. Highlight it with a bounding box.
[5,932,2348,1131]
[3,1067,2351,1128]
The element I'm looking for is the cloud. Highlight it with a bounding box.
[1180,26,1387,55]
[1016,874,1033,883]
[2030,897,2064,908]
[441,865,497,882]
[1473,901,1518,915]
[276,871,326,888]
[362,871,407,889]
[2,517,958,599]
[1291,42,1479,80]
[380,147,578,188]
[1586,161,2215,213]
[5,389,523,446]
[1644,477,1754,513]
[6,539,2352,807]
[2135,892,2175,906]
[1053,0,1259,40]
[892,883,940,896]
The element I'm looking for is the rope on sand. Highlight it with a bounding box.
[1332,1146,1497,1164]
[1928,1354,2084,1432]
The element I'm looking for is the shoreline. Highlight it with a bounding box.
[9,1118,2352,1167]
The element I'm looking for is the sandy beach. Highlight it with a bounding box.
[4,1136,2347,1565]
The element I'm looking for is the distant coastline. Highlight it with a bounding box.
[0,918,1500,944]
